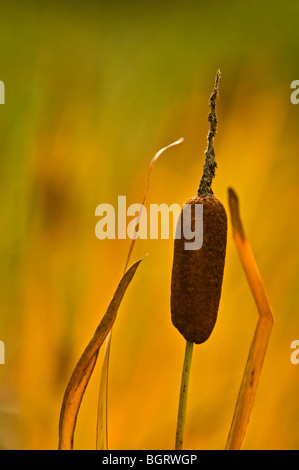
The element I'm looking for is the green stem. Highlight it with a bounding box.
[175,340,194,450]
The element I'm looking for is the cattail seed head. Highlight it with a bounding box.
[171,70,227,344]
[171,195,227,344]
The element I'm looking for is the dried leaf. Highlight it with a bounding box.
[226,188,274,450]
[124,137,184,273]
[58,257,145,450]
[97,138,184,450]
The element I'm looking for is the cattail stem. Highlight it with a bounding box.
[175,340,194,450]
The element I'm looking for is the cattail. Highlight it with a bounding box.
[171,70,227,344]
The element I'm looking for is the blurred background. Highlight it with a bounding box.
[0,0,299,450]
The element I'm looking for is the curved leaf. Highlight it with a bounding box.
[58,256,145,450]
[97,137,184,450]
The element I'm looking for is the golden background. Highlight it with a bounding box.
[0,0,299,450]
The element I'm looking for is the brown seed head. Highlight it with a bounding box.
[171,70,227,344]
[171,195,227,343]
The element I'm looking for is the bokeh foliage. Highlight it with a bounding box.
[0,0,299,449]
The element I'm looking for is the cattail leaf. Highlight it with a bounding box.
[97,138,184,450]
[58,256,145,450]
[228,188,273,320]
[226,188,274,450]
[124,137,184,273]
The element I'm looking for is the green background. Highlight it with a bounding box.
[0,0,299,449]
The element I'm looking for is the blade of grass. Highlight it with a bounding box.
[96,329,111,450]
[58,256,145,450]
[96,138,184,450]
[225,188,274,450]
[124,137,184,274]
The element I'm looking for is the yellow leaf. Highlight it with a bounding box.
[97,138,184,450]
[58,257,145,450]
[226,188,274,450]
